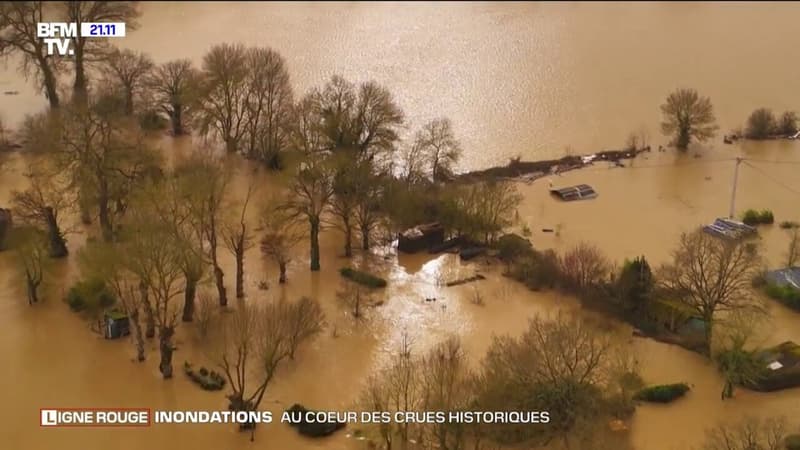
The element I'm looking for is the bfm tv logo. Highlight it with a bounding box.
[40,408,150,427]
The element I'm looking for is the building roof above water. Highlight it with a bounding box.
[549,184,597,201]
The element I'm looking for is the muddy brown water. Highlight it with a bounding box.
[2,2,800,449]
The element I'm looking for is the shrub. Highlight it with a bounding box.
[509,249,561,290]
[66,277,116,313]
[779,111,798,136]
[742,209,775,226]
[633,383,690,403]
[339,267,387,288]
[559,242,611,291]
[495,233,533,263]
[764,283,800,309]
[616,256,653,313]
[780,221,799,230]
[786,434,800,450]
[745,108,777,139]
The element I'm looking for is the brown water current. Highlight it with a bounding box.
[2,2,800,450]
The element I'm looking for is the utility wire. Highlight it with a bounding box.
[741,161,800,197]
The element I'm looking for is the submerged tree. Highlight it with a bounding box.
[178,152,232,307]
[11,160,72,257]
[786,227,800,268]
[260,197,303,284]
[222,184,255,299]
[124,212,185,379]
[101,48,154,115]
[147,59,201,136]
[660,88,718,149]
[217,297,324,434]
[196,43,249,153]
[713,311,766,400]
[10,227,48,305]
[658,230,762,354]
[242,46,294,168]
[745,108,777,140]
[62,1,140,100]
[0,1,64,108]
[284,97,334,271]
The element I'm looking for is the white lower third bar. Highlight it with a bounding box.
[80,22,126,38]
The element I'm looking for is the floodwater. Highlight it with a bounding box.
[2,2,800,450]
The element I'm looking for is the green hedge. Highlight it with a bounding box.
[633,383,690,403]
[66,277,116,312]
[742,209,775,226]
[765,283,800,310]
[340,267,387,288]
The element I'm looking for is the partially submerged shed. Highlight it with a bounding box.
[550,184,597,201]
[398,222,445,253]
[104,310,130,339]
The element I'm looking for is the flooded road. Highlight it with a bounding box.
[3,2,800,449]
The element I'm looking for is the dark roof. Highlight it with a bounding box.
[550,184,597,201]
[765,267,800,289]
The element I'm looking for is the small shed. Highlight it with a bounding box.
[398,222,445,253]
[104,310,130,339]
[550,184,597,201]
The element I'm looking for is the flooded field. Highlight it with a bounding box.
[2,2,800,450]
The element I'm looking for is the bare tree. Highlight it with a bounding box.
[284,100,334,271]
[25,103,160,241]
[418,337,472,450]
[147,59,200,136]
[336,278,374,319]
[101,48,154,115]
[242,46,293,168]
[222,183,255,299]
[316,75,405,163]
[178,152,232,306]
[702,416,787,450]
[0,1,64,107]
[62,1,140,100]
[217,297,324,431]
[124,213,185,379]
[660,88,719,149]
[658,230,763,354]
[259,197,303,284]
[399,139,427,186]
[11,160,73,257]
[474,313,615,446]
[713,310,766,400]
[10,227,48,305]
[285,296,325,359]
[197,43,249,153]
[559,242,611,291]
[329,155,359,257]
[416,117,462,181]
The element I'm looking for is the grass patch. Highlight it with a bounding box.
[340,267,387,288]
[742,209,775,226]
[633,383,690,403]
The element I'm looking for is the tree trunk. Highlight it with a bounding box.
[158,326,175,379]
[310,217,321,271]
[26,277,39,305]
[40,61,60,109]
[44,207,68,258]
[214,265,228,307]
[342,219,353,257]
[182,275,198,322]
[124,88,134,116]
[98,183,113,242]
[279,261,287,284]
[129,307,146,362]
[140,282,156,338]
[361,224,370,250]
[703,313,713,355]
[235,247,244,299]
[73,45,88,103]
[171,106,184,136]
